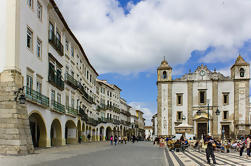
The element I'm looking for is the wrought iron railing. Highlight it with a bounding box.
[48,68,64,90]
[65,73,78,88]
[51,100,65,113]
[66,106,78,116]
[48,32,64,56]
[25,87,49,107]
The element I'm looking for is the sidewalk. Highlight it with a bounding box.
[0,141,111,166]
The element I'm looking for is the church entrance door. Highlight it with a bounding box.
[197,123,207,139]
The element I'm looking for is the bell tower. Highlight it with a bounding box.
[157,58,173,137]
[231,55,250,136]
[157,58,172,82]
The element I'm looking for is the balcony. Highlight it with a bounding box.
[51,100,65,114]
[66,106,78,116]
[65,73,78,89]
[82,90,94,104]
[125,121,131,126]
[79,107,88,121]
[77,82,85,94]
[87,117,99,126]
[113,119,120,125]
[48,32,64,56]
[25,87,49,107]
[48,68,64,90]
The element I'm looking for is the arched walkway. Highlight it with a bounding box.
[123,127,126,137]
[82,123,86,142]
[29,112,47,148]
[77,120,81,143]
[120,125,123,136]
[106,126,112,140]
[92,128,96,141]
[65,120,77,144]
[50,119,62,146]
[100,126,105,141]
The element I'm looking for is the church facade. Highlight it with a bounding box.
[157,56,250,139]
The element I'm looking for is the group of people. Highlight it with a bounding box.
[109,135,141,145]
[153,134,251,165]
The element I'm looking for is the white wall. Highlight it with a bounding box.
[0,0,7,72]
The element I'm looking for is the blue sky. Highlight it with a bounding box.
[56,0,251,125]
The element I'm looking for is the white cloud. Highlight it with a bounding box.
[129,102,155,126]
[55,0,251,74]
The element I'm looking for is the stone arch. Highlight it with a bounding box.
[106,126,112,140]
[120,125,123,136]
[100,126,105,141]
[65,120,77,144]
[240,68,245,77]
[82,122,86,141]
[124,127,126,137]
[163,71,167,79]
[50,119,62,146]
[92,128,96,141]
[77,120,81,143]
[29,111,47,148]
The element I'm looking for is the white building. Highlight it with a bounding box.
[0,0,133,154]
[144,126,153,141]
[157,56,250,139]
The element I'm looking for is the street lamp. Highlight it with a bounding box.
[196,101,220,135]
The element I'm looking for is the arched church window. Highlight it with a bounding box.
[240,68,245,77]
[163,71,167,79]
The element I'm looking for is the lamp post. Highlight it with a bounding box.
[196,100,220,135]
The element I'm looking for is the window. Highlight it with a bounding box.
[56,31,61,42]
[223,93,229,105]
[37,1,42,20]
[176,94,183,106]
[51,90,55,101]
[57,93,61,104]
[27,0,33,8]
[65,40,69,51]
[71,97,74,108]
[163,71,167,79]
[37,38,42,58]
[27,75,33,89]
[240,68,245,77]
[27,28,33,50]
[36,78,42,93]
[71,47,74,57]
[49,22,54,40]
[65,95,69,107]
[223,111,228,120]
[199,90,206,104]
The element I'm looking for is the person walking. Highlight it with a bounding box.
[239,137,245,156]
[246,135,251,158]
[226,140,231,153]
[110,136,113,145]
[114,135,118,146]
[119,136,121,144]
[79,135,82,144]
[206,136,217,165]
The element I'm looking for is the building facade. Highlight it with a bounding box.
[157,56,250,139]
[0,0,142,155]
[144,126,153,141]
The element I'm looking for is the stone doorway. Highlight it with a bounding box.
[197,123,207,139]
[222,125,230,139]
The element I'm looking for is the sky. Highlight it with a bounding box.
[55,0,251,125]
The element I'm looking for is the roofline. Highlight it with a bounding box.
[50,0,99,76]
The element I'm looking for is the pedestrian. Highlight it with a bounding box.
[246,135,251,158]
[124,136,127,144]
[114,135,118,146]
[110,136,113,145]
[79,135,82,144]
[119,136,121,144]
[206,136,217,165]
[226,140,231,153]
[87,134,91,142]
[239,137,245,156]
[132,135,135,143]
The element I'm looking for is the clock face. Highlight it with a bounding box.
[200,70,205,76]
